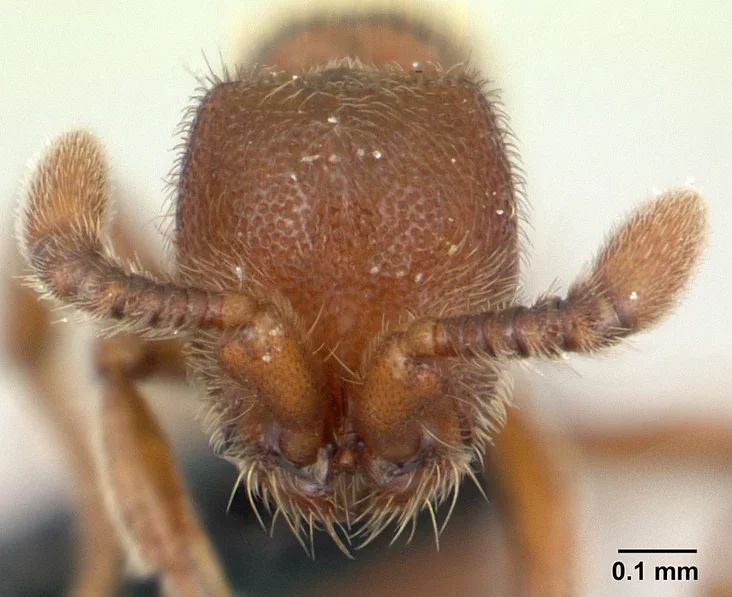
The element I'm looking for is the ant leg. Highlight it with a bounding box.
[574,420,732,465]
[707,584,732,597]
[94,335,230,597]
[11,201,225,596]
[489,409,575,597]
[6,265,122,597]
[91,217,229,596]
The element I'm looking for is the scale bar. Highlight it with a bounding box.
[617,549,697,554]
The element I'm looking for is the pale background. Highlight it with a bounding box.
[0,1,730,596]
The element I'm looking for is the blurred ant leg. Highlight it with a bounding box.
[573,421,732,465]
[6,273,122,597]
[92,208,228,596]
[94,335,230,597]
[9,196,192,595]
[489,409,575,597]
[94,334,186,381]
[707,583,732,597]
